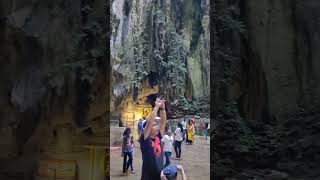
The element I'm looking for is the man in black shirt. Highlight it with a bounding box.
[140,97,167,180]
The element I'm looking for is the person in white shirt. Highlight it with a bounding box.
[161,130,174,167]
[174,122,184,159]
[181,119,187,141]
[205,122,210,140]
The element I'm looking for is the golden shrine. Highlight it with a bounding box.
[121,101,153,140]
[119,83,159,139]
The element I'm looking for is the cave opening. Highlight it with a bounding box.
[148,71,159,88]
[146,93,158,108]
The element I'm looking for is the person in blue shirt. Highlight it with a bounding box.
[139,97,167,180]
[137,118,144,138]
[160,164,187,180]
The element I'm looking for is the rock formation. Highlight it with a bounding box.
[111,0,210,119]
[212,0,320,179]
[0,0,109,179]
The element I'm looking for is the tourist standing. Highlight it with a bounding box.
[140,97,167,180]
[137,118,144,138]
[186,120,195,144]
[174,122,184,159]
[200,121,206,136]
[181,118,187,141]
[122,127,135,174]
[161,130,174,167]
[206,122,210,140]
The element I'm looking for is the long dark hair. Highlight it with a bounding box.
[177,122,183,133]
[123,127,131,137]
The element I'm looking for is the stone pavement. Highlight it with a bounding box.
[110,136,210,180]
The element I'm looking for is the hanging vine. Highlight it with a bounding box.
[154,8,188,97]
[120,2,188,100]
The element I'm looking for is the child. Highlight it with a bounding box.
[160,164,187,180]
[161,129,174,167]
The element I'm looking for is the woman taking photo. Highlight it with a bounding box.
[122,127,135,174]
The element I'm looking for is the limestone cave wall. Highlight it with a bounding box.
[0,0,108,156]
[219,0,320,122]
[212,0,320,178]
[111,0,210,118]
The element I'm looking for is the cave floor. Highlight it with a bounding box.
[110,135,210,180]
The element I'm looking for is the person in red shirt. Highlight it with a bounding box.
[200,121,206,136]
[139,97,167,180]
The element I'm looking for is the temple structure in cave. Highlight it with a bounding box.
[121,101,152,139]
[109,79,158,139]
[119,84,159,140]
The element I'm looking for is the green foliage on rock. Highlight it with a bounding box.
[170,95,209,118]
[47,1,107,85]
[119,3,189,98]
[152,8,188,97]
[161,20,188,94]
[212,0,244,85]
[121,7,151,91]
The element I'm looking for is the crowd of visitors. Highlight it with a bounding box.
[121,97,210,179]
